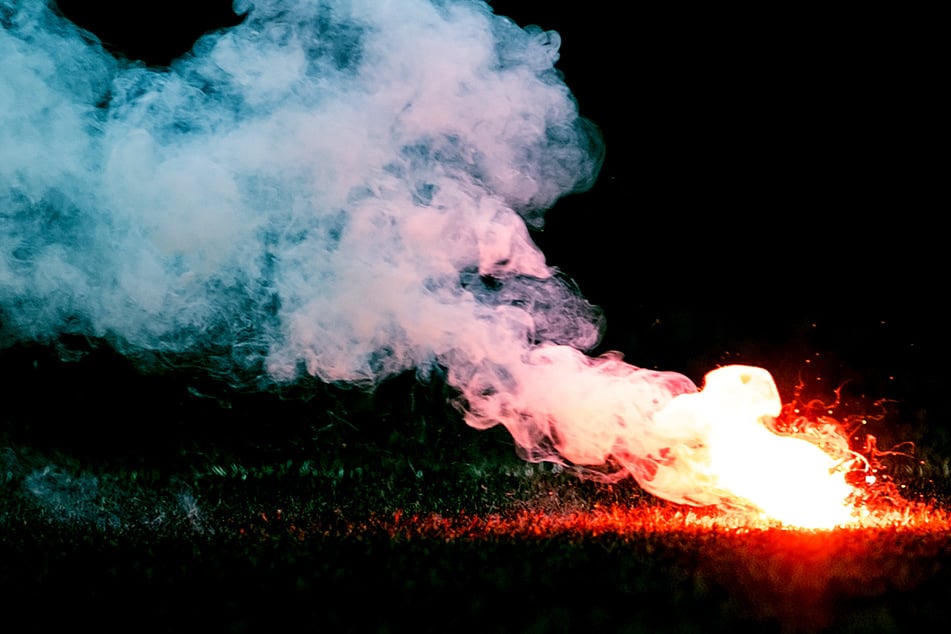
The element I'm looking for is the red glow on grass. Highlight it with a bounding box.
[240,498,951,544]
[240,501,951,630]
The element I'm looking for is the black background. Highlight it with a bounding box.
[36,0,946,458]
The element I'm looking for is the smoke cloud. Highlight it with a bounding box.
[1,0,698,490]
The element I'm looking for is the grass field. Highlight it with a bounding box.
[3,341,951,634]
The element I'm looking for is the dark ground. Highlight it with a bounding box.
[2,2,948,633]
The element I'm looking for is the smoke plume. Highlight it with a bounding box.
[2,0,698,490]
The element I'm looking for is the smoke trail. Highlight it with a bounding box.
[2,0,701,498]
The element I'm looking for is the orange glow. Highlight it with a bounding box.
[239,503,949,633]
[648,365,862,529]
[240,500,949,543]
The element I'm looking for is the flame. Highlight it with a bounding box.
[647,365,860,529]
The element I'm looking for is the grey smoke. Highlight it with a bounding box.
[2,0,698,487]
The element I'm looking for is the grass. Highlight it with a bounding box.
[5,475,951,634]
[3,339,951,633]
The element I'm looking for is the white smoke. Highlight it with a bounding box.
[1,0,697,487]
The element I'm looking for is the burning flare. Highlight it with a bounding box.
[455,347,862,529]
[638,365,860,528]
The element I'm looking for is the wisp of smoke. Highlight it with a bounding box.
[2,0,701,498]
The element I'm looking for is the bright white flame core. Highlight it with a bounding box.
[649,365,858,528]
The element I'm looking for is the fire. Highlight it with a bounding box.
[646,365,861,529]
